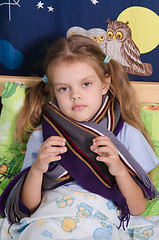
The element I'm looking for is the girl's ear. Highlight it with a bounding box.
[102,74,111,95]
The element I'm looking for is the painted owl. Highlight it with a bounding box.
[66,26,107,53]
[66,26,87,38]
[87,28,107,52]
[105,20,152,76]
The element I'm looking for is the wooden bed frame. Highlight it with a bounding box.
[0,75,159,103]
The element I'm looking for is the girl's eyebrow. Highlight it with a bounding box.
[82,75,95,81]
[54,75,95,87]
[54,83,68,87]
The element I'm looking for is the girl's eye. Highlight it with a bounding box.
[59,87,69,92]
[83,82,91,87]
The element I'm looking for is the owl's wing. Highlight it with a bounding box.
[121,39,143,69]
[121,39,152,76]
[66,26,87,38]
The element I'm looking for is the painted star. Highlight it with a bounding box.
[48,6,54,12]
[37,1,44,9]
[91,0,99,5]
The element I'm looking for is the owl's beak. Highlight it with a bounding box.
[113,36,116,40]
[97,40,100,43]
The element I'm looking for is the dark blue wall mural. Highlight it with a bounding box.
[0,0,158,82]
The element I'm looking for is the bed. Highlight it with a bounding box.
[0,76,159,239]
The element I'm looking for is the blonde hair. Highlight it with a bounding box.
[15,35,152,147]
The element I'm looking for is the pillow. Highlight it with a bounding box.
[140,103,159,216]
[0,81,28,196]
[140,103,159,157]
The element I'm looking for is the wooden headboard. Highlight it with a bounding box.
[0,75,159,103]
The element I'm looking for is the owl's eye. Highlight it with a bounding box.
[92,36,97,42]
[107,31,114,39]
[115,31,123,40]
[99,35,105,42]
[70,32,75,36]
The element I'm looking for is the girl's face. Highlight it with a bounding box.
[52,61,110,122]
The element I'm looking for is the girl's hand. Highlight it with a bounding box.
[32,136,67,174]
[90,136,147,215]
[90,136,126,177]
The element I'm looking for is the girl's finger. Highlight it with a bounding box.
[44,136,66,147]
[93,146,112,155]
[42,146,67,155]
[93,136,110,142]
[96,155,111,163]
[92,137,117,152]
[42,155,62,163]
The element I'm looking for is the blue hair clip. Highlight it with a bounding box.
[42,75,48,84]
[104,55,111,64]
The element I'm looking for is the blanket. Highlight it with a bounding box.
[0,183,159,240]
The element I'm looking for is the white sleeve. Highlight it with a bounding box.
[117,122,159,173]
[21,128,43,170]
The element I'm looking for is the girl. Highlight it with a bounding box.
[0,35,159,239]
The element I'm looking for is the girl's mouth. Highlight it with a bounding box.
[72,105,86,110]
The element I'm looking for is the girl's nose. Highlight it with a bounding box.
[71,91,81,101]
